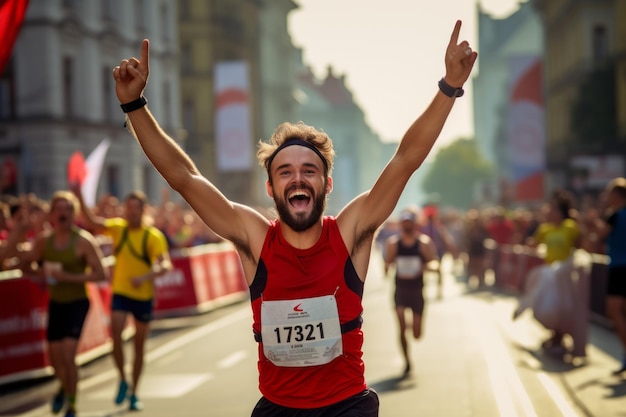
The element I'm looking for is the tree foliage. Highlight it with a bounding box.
[421,138,493,209]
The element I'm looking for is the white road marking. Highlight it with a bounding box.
[537,373,580,417]
[87,374,212,399]
[218,350,248,369]
[469,301,538,417]
[16,307,252,417]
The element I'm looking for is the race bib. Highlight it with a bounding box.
[396,256,422,278]
[261,295,342,367]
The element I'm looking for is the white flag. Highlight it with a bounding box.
[81,138,111,208]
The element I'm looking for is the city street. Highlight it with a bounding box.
[1,251,624,417]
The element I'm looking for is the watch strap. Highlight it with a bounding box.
[438,78,464,98]
[120,96,147,113]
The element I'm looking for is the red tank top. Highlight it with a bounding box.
[250,216,366,408]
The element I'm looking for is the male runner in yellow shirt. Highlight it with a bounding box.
[74,187,171,411]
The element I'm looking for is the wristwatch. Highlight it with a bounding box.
[120,96,148,113]
[438,78,464,98]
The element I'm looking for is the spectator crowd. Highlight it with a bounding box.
[1,177,625,379]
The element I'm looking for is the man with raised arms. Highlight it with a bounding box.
[112,20,477,416]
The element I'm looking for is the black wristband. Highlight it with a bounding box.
[120,96,147,113]
[438,78,464,98]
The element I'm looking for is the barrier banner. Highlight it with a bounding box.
[153,246,248,316]
[0,278,48,380]
[189,252,212,305]
[0,244,249,385]
[0,243,612,387]
[0,280,114,382]
[221,250,247,294]
[154,257,198,313]
[205,251,228,300]
[518,252,544,292]
[496,246,515,289]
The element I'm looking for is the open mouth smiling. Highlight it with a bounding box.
[288,190,311,210]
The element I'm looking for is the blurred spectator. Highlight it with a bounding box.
[461,209,490,288]
[578,207,606,254]
[510,207,539,245]
[419,203,457,299]
[152,194,178,249]
[441,208,466,277]
[0,201,31,268]
[375,219,400,261]
[0,199,11,240]
[28,195,51,237]
[516,189,584,359]
[485,206,515,282]
[595,177,626,375]
[185,211,223,246]
[486,206,515,246]
[94,193,122,218]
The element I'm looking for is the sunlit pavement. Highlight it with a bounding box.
[363,252,625,417]
[1,250,624,417]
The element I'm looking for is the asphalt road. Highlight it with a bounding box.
[1,252,624,417]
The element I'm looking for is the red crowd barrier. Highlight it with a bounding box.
[494,244,526,291]
[153,243,248,317]
[515,248,545,292]
[0,243,248,386]
[0,278,112,385]
[0,277,49,383]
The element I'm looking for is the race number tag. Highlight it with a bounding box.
[395,256,422,278]
[261,295,342,367]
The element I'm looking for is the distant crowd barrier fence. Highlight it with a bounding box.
[0,241,613,386]
[0,242,247,386]
[488,243,612,326]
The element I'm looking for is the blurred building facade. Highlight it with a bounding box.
[533,0,625,197]
[474,0,626,207]
[0,0,180,202]
[473,1,544,206]
[1,0,395,209]
[178,0,263,206]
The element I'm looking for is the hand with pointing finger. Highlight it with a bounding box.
[443,20,477,88]
[113,39,150,104]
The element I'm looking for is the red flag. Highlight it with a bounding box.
[67,151,87,186]
[0,0,29,74]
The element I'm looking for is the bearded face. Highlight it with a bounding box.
[272,180,327,232]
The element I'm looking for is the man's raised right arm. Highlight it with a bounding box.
[113,40,268,254]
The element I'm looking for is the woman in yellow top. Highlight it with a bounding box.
[531,190,581,354]
[533,202,580,264]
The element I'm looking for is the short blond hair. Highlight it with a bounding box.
[257,122,335,178]
[50,190,80,214]
[606,177,626,200]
